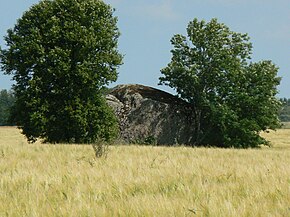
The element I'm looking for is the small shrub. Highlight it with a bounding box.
[92,141,109,158]
[144,136,157,146]
[132,135,158,146]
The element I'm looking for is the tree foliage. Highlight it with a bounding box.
[0,89,15,126]
[160,18,281,148]
[279,98,290,122]
[0,0,122,143]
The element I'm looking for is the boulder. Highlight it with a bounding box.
[106,84,196,145]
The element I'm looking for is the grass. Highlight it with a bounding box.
[0,127,290,217]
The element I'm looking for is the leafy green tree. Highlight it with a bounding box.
[0,89,15,126]
[0,0,122,143]
[279,98,290,122]
[159,18,281,148]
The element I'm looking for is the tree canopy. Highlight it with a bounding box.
[0,89,15,126]
[0,0,122,143]
[160,18,281,148]
[279,98,290,122]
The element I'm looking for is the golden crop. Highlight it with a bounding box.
[0,127,289,217]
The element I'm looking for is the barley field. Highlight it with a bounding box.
[0,127,289,217]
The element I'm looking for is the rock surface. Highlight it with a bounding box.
[106,84,196,145]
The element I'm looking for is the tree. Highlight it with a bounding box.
[0,0,122,143]
[279,98,290,122]
[0,89,15,126]
[159,18,281,148]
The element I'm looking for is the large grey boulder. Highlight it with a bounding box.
[106,84,196,145]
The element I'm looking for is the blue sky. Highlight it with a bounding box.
[0,0,289,97]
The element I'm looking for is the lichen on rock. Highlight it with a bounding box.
[106,84,196,145]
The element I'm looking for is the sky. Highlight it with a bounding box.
[0,0,289,97]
